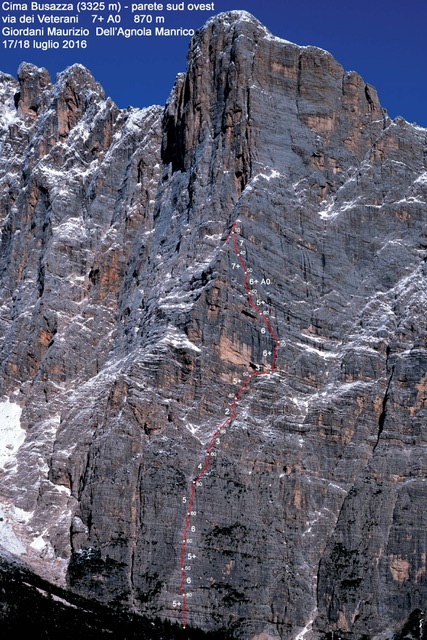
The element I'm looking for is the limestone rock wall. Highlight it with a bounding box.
[0,11,426,640]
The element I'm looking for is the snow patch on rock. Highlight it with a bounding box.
[0,400,25,467]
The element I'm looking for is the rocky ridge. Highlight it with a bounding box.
[0,10,427,640]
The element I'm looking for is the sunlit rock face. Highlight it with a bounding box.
[1,11,427,640]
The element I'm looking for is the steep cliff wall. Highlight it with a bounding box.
[0,11,427,640]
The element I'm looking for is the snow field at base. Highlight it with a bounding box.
[0,512,26,555]
[0,400,25,467]
[0,396,72,579]
[0,499,70,584]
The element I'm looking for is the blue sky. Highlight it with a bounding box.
[1,0,426,126]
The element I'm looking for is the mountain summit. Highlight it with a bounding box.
[1,11,426,639]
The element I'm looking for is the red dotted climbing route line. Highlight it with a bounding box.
[178,222,280,628]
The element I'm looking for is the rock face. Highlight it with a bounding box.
[1,10,427,640]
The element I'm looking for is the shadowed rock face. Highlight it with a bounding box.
[0,10,427,640]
